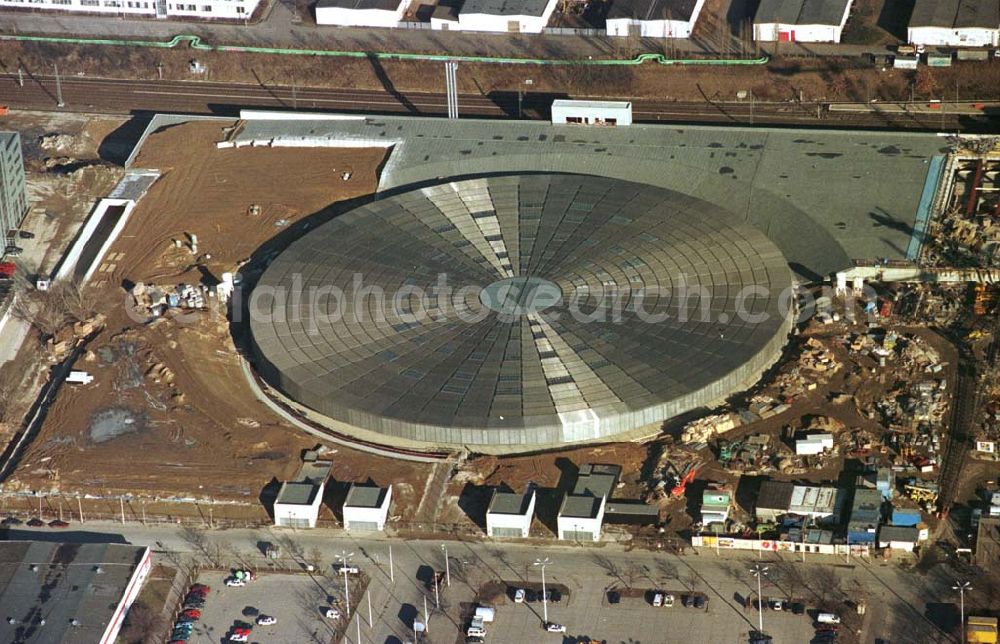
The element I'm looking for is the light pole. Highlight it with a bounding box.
[534,557,551,624]
[954,580,972,643]
[338,550,354,616]
[750,564,768,635]
[441,543,450,587]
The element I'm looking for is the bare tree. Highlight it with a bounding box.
[119,601,169,644]
[591,554,627,585]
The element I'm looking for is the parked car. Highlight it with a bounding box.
[256,615,276,626]
[229,635,248,643]
[189,583,210,593]
[663,593,675,608]
[325,608,341,619]
[467,625,487,637]
[514,588,525,603]
[18,231,34,240]
[525,589,538,603]
[770,599,784,611]
[26,518,44,527]
[816,613,841,624]
[694,595,706,609]
[652,592,664,607]
[48,519,69,528]
[181,609,201,619]
[550,589,563,602]
[334,563,360,574]
[1,516,23,526]
[790,602,805,615]
[225,578,246,587]
[606,590,620,604]
[545,622,567,633]
[465,637,485,644]
[4,246,22,257]
[683,595,695,608]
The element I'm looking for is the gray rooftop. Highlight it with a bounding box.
[607,0,697,21]
[573,464,622,498]
[878,524,919,542]
[848,487,883,529]
[754,0,853,26]
[276,481,320,505]
[316,0,402,9]
[344,483,389,508]
[227,115,945,279]
[559,494,604,519]
[488,489,535,515]
[0,541,148,644]
[909,0,1000,29]
[460,0,550,16]
[756,479,794,511]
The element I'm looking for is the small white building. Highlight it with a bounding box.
[273,459,332,529]
[342,483,392,531]
[551,100,633,126]
[753,0,854,43]
[0,0,258,19]
[315,0,407,27]
[795,432,834,456]
[606,0,706,38]
[907,0,999,48]
[877,525,919,552]
[456,0,558,33]
[485,488,536,538]
[701,490,730,526]
[557,495,606,542]
[556,464,620,542]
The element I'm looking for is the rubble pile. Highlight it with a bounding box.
[46,313,106,359]
[769,337,841,403]
[680,413,740,444]
[128,278,233,318]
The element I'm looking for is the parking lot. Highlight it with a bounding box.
[476,582,821,644]
[184,571,343,644]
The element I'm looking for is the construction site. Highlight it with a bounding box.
[0,111,998,571]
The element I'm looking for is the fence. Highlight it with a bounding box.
[542,26,603,36]
[691,534,872,558]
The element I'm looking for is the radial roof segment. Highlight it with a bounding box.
[249,174,794,451]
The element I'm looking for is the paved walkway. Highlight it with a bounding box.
[1,2,894,60]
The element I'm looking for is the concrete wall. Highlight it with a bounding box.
[0,0,258,19]
[907,26,999,47]
[457,0,557,33]
[316,3,405,26]
[606,0,705,38]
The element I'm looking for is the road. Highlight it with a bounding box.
[0,520,967,643]
[3,73,997,132]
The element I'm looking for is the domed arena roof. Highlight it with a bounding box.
[249,174,794,451]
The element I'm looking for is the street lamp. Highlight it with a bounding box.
[954,580,972,643]
[441,543,450,587]
[338,550,354,616]
[750,564,769,635]
[534,557,551,624]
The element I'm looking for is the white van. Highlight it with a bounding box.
[817,612,841,624]
[467,625,487,637]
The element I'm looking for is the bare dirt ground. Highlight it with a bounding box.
[101,120,387,286]
[2,120,437,522]
[4,40,1000,106]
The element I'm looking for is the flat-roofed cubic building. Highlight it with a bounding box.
[753,0,854,42]
[315,0,407,26]
[0,132,28,236]
[907,0,1000,47]
[250,174,794,453]
[273,458,332,529]
[0,0,259,19]
[551,100,633,126]
[0,541,151,644]
[847,487,883,544]
[343,483,393,531]
[606,0,706,38]
[454,0,558,32]
[486,487,536,538]
[557,464,620,542]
